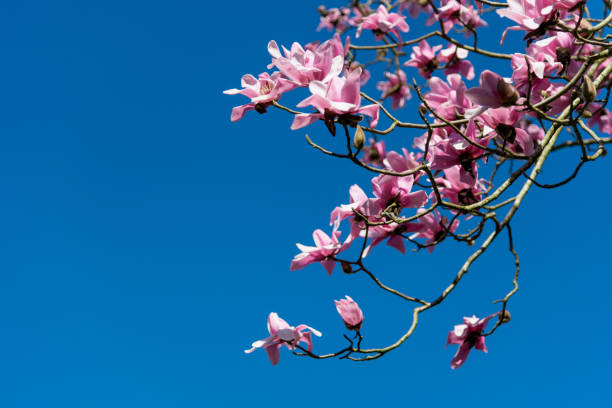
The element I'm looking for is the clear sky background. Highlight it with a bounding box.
[0,1,610,407]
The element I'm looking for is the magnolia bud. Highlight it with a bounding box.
[499,310,511,324]
[341,261,353,274]
[497,78,520,107]
[582,75,596,102]
[353,125,365,149]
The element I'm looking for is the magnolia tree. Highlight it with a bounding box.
[225,0,612,369]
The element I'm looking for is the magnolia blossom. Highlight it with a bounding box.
[356,5,410,42]
[424,74,472,120]
[267,34,348,87]
[446,313,497,369]
[377,70,412,109]
[408,209,459,253]
[290,220,352,274]
[291,67,380,132]
[223,72,297,121]
[245,313,322,365]
[426,0,487,34]
[334,295,364,330]
[317,7,353,33]
[465,70,520,110]
[438,45,474,79]
[362,138,387,166]
[496,0,582,43]
[404,40,443,79]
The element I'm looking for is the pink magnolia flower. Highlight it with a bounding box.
[510,53,559,95]
[430,120,490,171]
[317,7,353,33]
[267,34,348,87]
[529,31,591,77]
[245,312,322,365]
[437,165,486,206]
[426,0,487,34]
[330,184,370,225]
[366,173,428,215]
[291,67,380,133]
[496,0,582,43]
[588,107,612,136]
[465,70,520,109]
[446,313,497,369]
[408,209,459,253]
[223,72,297,122]
[334,295,364,330]
[377,70,412,109]
[398,0,433,18]
[356,5,410,43]
[404,40,443,79]
[290,220,352,275]
[424,74,472,120]
[480,107,542,155]
[438,45,474,80]
[362,138,386,166]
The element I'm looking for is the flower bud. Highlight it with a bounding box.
[340,261,353,274]
[497,78,520,107]
[498,310,511,324]
[353,125,365,149]
[582,75,596,102]
[335,295,364,331]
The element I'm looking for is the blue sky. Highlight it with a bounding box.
[0,1,610,406]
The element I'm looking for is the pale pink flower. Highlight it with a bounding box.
[430,120,490,171]
[398,0,433,18]
[356,5,410,43]
[465,70,520,109]
[404,40,443,79]
[408,209,459,253]
[438,45,474,79]
[446,313,497,369]
[223,72,297,122]
[245,313,322,365]
[334,296,364,330]
[291,67,380,132]
[377,70,412,109]
[317,7,353,33]
[437,165,486,206]
[426,0,487,35]
[330,184,370,225]
[588,107,612,136]
[496,0,582,43]
[424,74,472,120]
[290,220,352,275]
[362,138,386,166]
[267,34,348,87]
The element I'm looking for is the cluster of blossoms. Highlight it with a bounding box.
[227,0,612,368]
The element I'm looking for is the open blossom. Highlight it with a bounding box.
[465,70,520,110]
[377,70,412,109]
[424,74,472,120]
[362,138,386,166]
[480,107,542,155]
[404,40,443,79]
[335,296,364,330]
[438,45,474,80]
[426,0,487,34]
[408,209,459,253]
[496,0,582,43]
[437,165,486,207]
[290,220,352,275]
[245,313,322,365]
[446,313,497,369]
[291,67,380,132]
[267,34,348,87]
[356,5,410,43]
[317,6,354,33]
[223,72,297,122]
